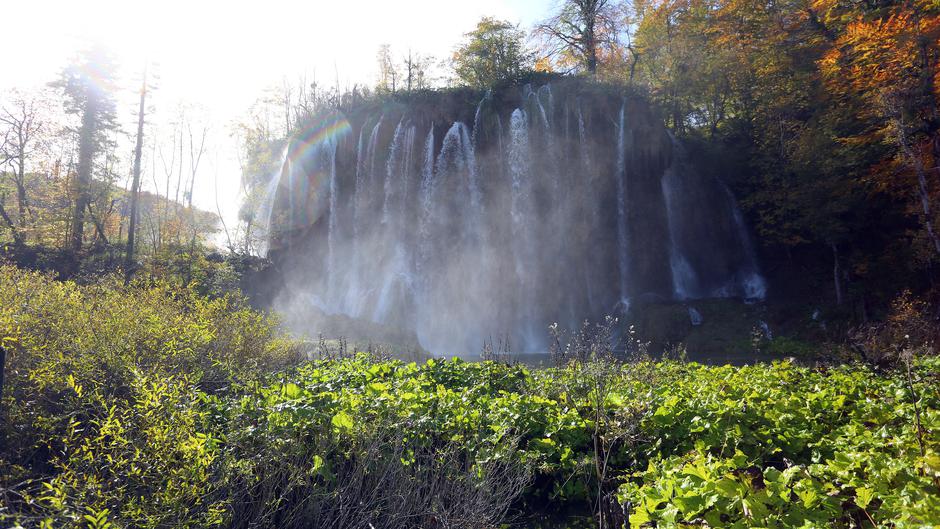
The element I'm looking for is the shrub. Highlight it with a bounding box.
[0,265,295,527]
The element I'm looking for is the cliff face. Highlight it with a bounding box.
[263,79,765,354]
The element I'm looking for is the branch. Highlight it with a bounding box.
[86,202,109,246]
[536,22,588,55]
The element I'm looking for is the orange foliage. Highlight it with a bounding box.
[821,5,940,109]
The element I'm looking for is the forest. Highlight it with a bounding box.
[1,0,939,527]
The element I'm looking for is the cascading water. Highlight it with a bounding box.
[508,108,538,345]
[662,145,700,300]
[264,81,767,355]
[325,137,339,306]
[615,104,630,307]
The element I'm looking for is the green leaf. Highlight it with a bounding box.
[331,411,354,432]
[282,383,302,399]
[855,487,874,509]
[716,477,742,498]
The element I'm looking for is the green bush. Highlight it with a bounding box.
[0,265,295,528]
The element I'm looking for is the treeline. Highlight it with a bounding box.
[0,49,223,281]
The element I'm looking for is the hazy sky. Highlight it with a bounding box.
[2,0,552,238]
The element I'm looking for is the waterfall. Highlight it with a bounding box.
[460,124,481,226]
[615,104,630,307]
[471,90,489,147]
[436,122,480,241]
[723,181,767,300]
[417,127,435,285]
[383,119,404,226]
[578,105,589,168]
[350,116,385,316]
[662,161,700,300]
[508,108,539,345]
[509,109,531,279]
[258,147,289,255]
[535,86,550,129]
[265,83,769,355]
[325,137,339,305]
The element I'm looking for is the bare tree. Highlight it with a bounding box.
[184,121,208,279]
[549,317,650,529]
[0,90,49,247]
[535,0,624,74]
[402,50,433,91]
[376,44,399,93]
[214,159,235,253]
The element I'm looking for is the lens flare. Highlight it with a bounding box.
[269,111,352,238]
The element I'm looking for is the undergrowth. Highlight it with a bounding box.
[0,265,937,528]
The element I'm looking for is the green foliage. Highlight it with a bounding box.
[451,17,534,88]
[0,265,294,527]
[1,264,937,527]
[619,360,940,528]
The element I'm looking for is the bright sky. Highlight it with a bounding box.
[2,0,552,242]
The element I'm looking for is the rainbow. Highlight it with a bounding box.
[287,110,352,165]
[274,110,352,231]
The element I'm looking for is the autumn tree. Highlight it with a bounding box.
[452,17,533,88]
[817,0,940,257]
[629,0,919,306]
[53,48,119,255]
[535,0,624,74]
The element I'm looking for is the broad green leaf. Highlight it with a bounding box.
[331,411,354,432]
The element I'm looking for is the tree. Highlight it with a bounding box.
[376,44,400,93]
[817,0,940,257]
[535,0,623,74]
[233,93,291,255]
[125,65,148,280]
[53,48,119,255]
[628,0,940,308]
[452,17,533,88]
[0,89,49,248]
[403,50,434,91]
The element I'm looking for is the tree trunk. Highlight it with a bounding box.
[16,152,27,234]
[124,68,146,281]
[87,202,109,246]
[894,113,940,256]
[0,199,22,248]
[70,96,99,254]
[0,345,6,414]
[585,23,598,73]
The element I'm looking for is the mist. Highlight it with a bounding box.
[261,79,765,356]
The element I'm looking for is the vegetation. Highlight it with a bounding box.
[621,0,940,311]
[1,265,937,528]
[451,17,535,89]
[2,2,940,527]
